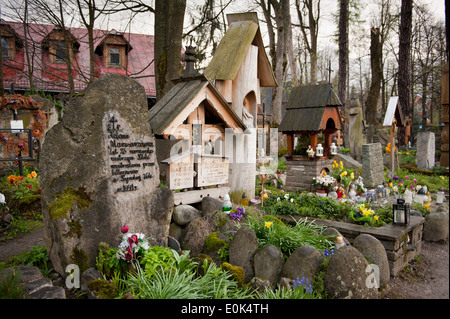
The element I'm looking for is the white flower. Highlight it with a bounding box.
[284,194,289,199]
[0,193,5,205]
[290,198,294,203]
[277,197,280,202]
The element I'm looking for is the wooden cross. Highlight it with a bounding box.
[326,60,334,84]
[257,103,271,153]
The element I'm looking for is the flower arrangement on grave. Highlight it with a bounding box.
[312,173,336,191]
[0,169,40,209]
[385,142,396,154]
[116,225,150,269]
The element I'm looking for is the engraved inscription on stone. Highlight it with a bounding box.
[105,114,155,193]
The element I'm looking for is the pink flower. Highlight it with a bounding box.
[413,179,417,183]
[121,224,129,234]
[26,185,32,190]
[128,234,139,246]
[405,176,409,179]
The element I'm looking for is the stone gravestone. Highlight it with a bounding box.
[416,132,435,170]
[361,143,384,188]
[40,74,173,275]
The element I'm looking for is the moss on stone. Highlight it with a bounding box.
[67,219,83,238]
[48,187,92,221]
[18,194,41,206]
[205,232,227,251]
[71,247,90,273]
[87,279,118,299]
[221,262,244,287]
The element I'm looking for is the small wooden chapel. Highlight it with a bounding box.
[148,12,276,205]
[278,83,343,192]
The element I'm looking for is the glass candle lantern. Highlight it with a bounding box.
[436,189,445,204]
[241,192,248,206]
[393,198,410,226]
[316,144,324,157]
[330,143,338,155]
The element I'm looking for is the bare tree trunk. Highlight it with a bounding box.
[154,0,186,101]
[338,0,348,145]
[397,0,412,146]
[365,28,382,143]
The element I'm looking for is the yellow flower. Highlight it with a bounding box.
[323,171,327,176]
[265,222,273,228]
[441,176,446,180]
[350,172,354,180]
[360,204,366,211]
[342,194,346,198]
[31,171,37,179]
[374,215,379,221]
[388,182,393,188]
[27,174,32,179]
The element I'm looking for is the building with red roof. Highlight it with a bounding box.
[1,19,156,105]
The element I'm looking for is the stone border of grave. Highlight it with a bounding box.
[279,215,425,277]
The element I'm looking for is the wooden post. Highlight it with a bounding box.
[324,132,332,150]
[390,119,396,173]
[310,133,318,148]
[286,133,294,156]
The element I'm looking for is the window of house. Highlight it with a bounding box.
[1,38,9,58]
[109,47,120,65]
[54,42,67,62]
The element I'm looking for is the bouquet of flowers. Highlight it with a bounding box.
[116,224,150,263]
[312,174,336,191]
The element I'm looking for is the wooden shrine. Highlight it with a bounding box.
[149,13,276,205]
[278,83,343,192]
[383,96,405,173]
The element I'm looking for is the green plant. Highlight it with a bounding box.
[0,269,25,299]
[257,278,321,299]
[245,213,334,258]
[7,246,52,277]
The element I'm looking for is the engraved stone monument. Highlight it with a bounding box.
[40,74,173,275]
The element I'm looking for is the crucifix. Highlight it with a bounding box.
[326,60,333,84]
[257,103,271,155]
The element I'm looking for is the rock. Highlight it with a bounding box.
[0,266,66,299]
[168,236,181,252]
[281,245,323,284]
[2,213,12,224]
[28,285,66,299]
[201,196,223,217]
[254,245,284,287]
[278,277,291,289]
[181,218,213,257]
[324,245,379,299]
[353,234,390,288]
[361,143,384,188]
[169,222,186,243]
[0,266,43,284]
[24,277,53,295]
[416,132,435,170]
[423,212,449,242]
[81,267,103,292]
[173,205,201,226]
[229,226,259,283]
[250,277,272,293]
[39,74,168,275]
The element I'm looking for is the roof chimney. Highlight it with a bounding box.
[182,40,198,77]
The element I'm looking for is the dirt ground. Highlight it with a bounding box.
[0,226,448,299]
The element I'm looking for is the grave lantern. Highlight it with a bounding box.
[316,144,324,157]
[223,193,232,212]
[241,192,248,206]
[436,188,445,204]
[393,198,410,226]
[330,142,337,155]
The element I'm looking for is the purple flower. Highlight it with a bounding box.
[393,176,399,181]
